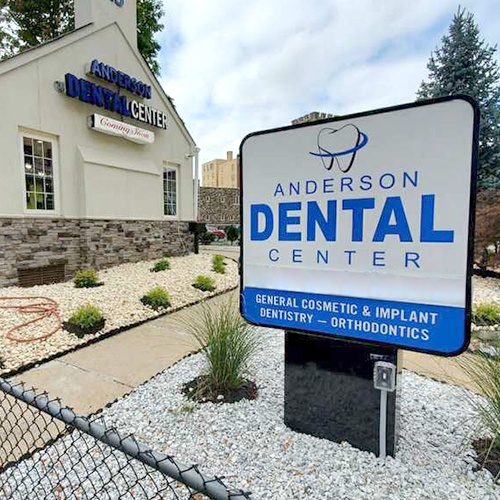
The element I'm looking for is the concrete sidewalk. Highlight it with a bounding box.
[10,289,238,415]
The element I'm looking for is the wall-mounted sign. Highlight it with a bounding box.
[240,96,478,356]
[61,59,167,130]
[88,114,155,144]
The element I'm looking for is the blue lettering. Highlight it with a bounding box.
[317,250,329,264]
[90,59,101,78]
[274,183,285,197]
[120,96,131,116]
[323,178,334,193]
[251,204,273,241]
[91,85,104,107]
[420,195,454,243]
[65,73,80,98]
[379,173,396,189]
[373,251,386,267]
[360,175,372,191]
[405,252,420,268]
[289,182,300,196]
[269,248,279,262]
[341,177,353,192]
[345,250,356,265]
[79,79,92,103]
[373,196,413,242]
[342,198,375,242]
[305,180,317,194]
[306,200,336,242]
[292,249,303,263]
[403,171,418,188]
[279,202,302,241]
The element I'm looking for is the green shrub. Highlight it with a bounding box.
[182,300,263,393]
[473,303,500,326]
[459,353,500,477]
[200,232,216,245]
[212,254,226,274]
[226,225,240,245]
[68,305,104,330]
[151,258,170,272]
[73,269,99,288]
[141,286,171,310]
[192,275,216,292]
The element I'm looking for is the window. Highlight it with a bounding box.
[23,136,55,211]
[234,193,240,206]
[163,166,178,216]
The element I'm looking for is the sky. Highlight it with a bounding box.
[157,0,500,172]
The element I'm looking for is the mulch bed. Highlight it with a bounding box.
[472,438,500,479]
[182,375,258,404]
[62,319,106,338]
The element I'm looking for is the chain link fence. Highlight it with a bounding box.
[0,377,251,499]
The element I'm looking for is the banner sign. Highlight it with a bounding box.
[240,96,479,356]
[88,113,155,144]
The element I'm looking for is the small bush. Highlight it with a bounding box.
[73,270,99,288]
[473,303,500,326]
[181,300,263,400]
[200,232,216,245]
[141,286,171,310]
[212,254,226,274]
[226,225,240,245]
[192,275,216,292]
[66,304,105,336]
[151,259,170,272]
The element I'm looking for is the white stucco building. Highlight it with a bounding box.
[0,0,200,286]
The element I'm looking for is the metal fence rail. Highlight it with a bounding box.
[0,377,251,499]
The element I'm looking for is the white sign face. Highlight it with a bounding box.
[240,97,478,356]
[88,114,155,144]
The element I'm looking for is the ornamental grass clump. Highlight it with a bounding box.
[73,269,100,288]
[212,254,226,274]
[182,301,263,402]
[141,286,171,310]
[192,275,216,292]
[65,304,105,337]
[473,303,500,326]
[459,352,500,479]
[151,258,170,272]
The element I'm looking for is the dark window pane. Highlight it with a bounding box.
[34,157,43,174]
[25,175,35,192]
[44,158,52,175]
[34,139,43,157]
[43,141,52,159]
[45,177,54,193]
[46,195,54,210]
[23,137,33,156]
[35,177,44,193]
[24,158,33,171]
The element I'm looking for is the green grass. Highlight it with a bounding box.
[212,254,226,274]
[459,353,500,478]
[141,287,171,310]
[68,304,104,330]
[151,259,170,272]
[473,303,500,326]
[181,300,263,393]
[192,275,216,292]
[73,269,99,288]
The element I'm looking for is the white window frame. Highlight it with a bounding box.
[163,163,179,219]
[20,132,59,215]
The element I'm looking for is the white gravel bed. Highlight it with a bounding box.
[473,275,500,307]
[0,253,238,375]
[97,328,497,499]
[3,328,498,499]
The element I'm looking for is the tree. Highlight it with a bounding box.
[137,0,164,76]
[0,0,164,75]
[226,225,240,246]
[417,8,500,190]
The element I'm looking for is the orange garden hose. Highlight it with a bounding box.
[0,297,61,342]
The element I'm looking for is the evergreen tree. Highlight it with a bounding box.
[0,0,164,75]
[417,8,500,189]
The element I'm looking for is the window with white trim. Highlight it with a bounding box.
[163,165,178,216]
[23,136,55,211]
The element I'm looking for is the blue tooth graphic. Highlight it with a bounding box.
[310,124,369,173]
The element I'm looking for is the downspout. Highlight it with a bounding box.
[193,147,201,220]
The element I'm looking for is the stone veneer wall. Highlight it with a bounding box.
[198,187,240,225]
[0,218,194,287]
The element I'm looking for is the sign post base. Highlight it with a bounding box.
[284,331,401,457]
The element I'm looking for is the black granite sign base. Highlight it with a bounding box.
[284,331,401,457]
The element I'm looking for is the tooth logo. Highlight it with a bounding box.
[309,124,369,173]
